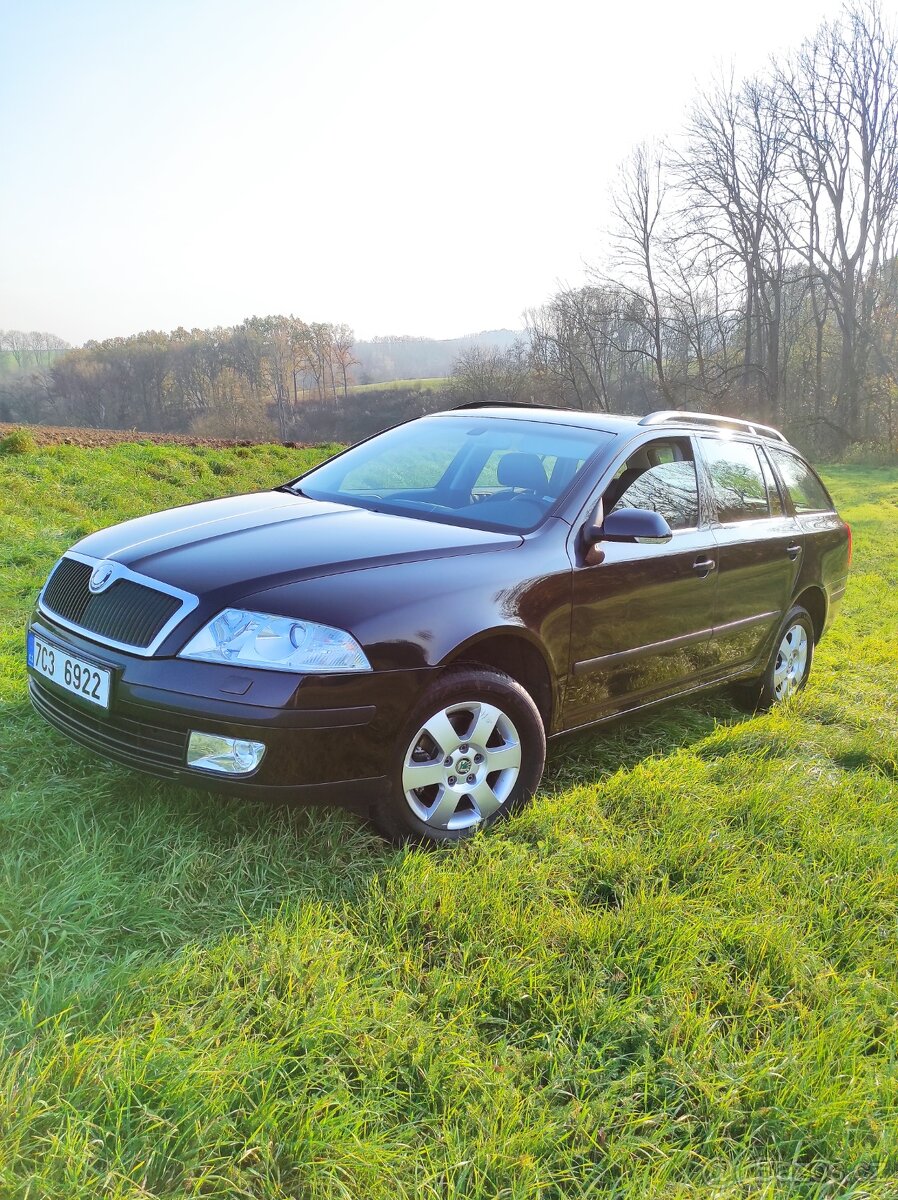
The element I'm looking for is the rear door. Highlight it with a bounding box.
[698,437,802,670]
[765,445,849,627]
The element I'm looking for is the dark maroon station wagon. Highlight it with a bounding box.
[27,406,851,843]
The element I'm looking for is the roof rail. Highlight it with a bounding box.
[638,409,789,443]
[453,400,567,411]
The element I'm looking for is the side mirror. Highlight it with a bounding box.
[601,507,673,543]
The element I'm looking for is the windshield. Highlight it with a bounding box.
[291,414,613,532]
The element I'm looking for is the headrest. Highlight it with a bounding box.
[497,452,548,493]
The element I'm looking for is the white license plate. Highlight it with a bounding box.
[28,633,111,709]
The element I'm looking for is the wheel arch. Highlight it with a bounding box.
[443,628,557,732]
[792,585,827,643]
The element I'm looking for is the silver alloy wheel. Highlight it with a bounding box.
[773,622,809,701]
[401,700,523,831]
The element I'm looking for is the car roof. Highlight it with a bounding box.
[436,404,795,448]
[437,404,635,436]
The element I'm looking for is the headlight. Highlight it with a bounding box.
[179,608,371,673]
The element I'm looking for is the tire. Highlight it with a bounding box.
[371,667,547,844]
[735,605,815,713]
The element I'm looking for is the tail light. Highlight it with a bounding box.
[846,523,852,565]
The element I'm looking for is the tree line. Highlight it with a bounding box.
[521,1,898,455]
[3,2,898,455]
[0,317,357,439]
[0,329,70,370]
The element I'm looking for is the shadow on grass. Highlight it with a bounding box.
[543,686,750,791]
[831,747,898,779]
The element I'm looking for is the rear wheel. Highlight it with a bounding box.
[372,668,546,844]
[734,605,814,712]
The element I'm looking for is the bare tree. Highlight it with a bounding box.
[777,0,898,440]
[452,340,531,404]
[604,143,675,404]
[5,330,32,370]
[526,289,612,411]
[675,74,792,422]
[332,323,358,398]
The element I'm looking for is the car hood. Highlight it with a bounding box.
[72,490,521,597]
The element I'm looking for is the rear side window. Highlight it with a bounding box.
[767,448,834,514]
[700,438,769,523]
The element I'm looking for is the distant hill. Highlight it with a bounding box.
[353,329,524,384]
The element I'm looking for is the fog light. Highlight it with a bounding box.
[186,731,266,775]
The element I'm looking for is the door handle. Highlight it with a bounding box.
[785,543,802,560]
[692,557,717,576]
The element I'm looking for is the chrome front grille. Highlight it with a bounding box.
[39,553,198,655]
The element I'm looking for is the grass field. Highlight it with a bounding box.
[0,349,68,374]
[1,444,897,1198]
[347,377,452,394]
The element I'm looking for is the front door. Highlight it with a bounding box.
[564,438,720,725]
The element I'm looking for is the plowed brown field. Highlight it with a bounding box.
[0,422,312,449]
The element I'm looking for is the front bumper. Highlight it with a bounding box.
[26,611,436,807]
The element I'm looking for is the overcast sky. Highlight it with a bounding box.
[1,0,847,346]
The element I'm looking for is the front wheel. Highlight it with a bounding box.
[372,667,546,844]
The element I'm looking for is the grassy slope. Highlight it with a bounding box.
[0,350,68,374]
[347,377,452,393]
[0,447,897,1199]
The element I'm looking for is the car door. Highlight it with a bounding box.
[564,435,721,726]
[698,436,802,669]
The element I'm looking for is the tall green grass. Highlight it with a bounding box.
[0,447,897,1198]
